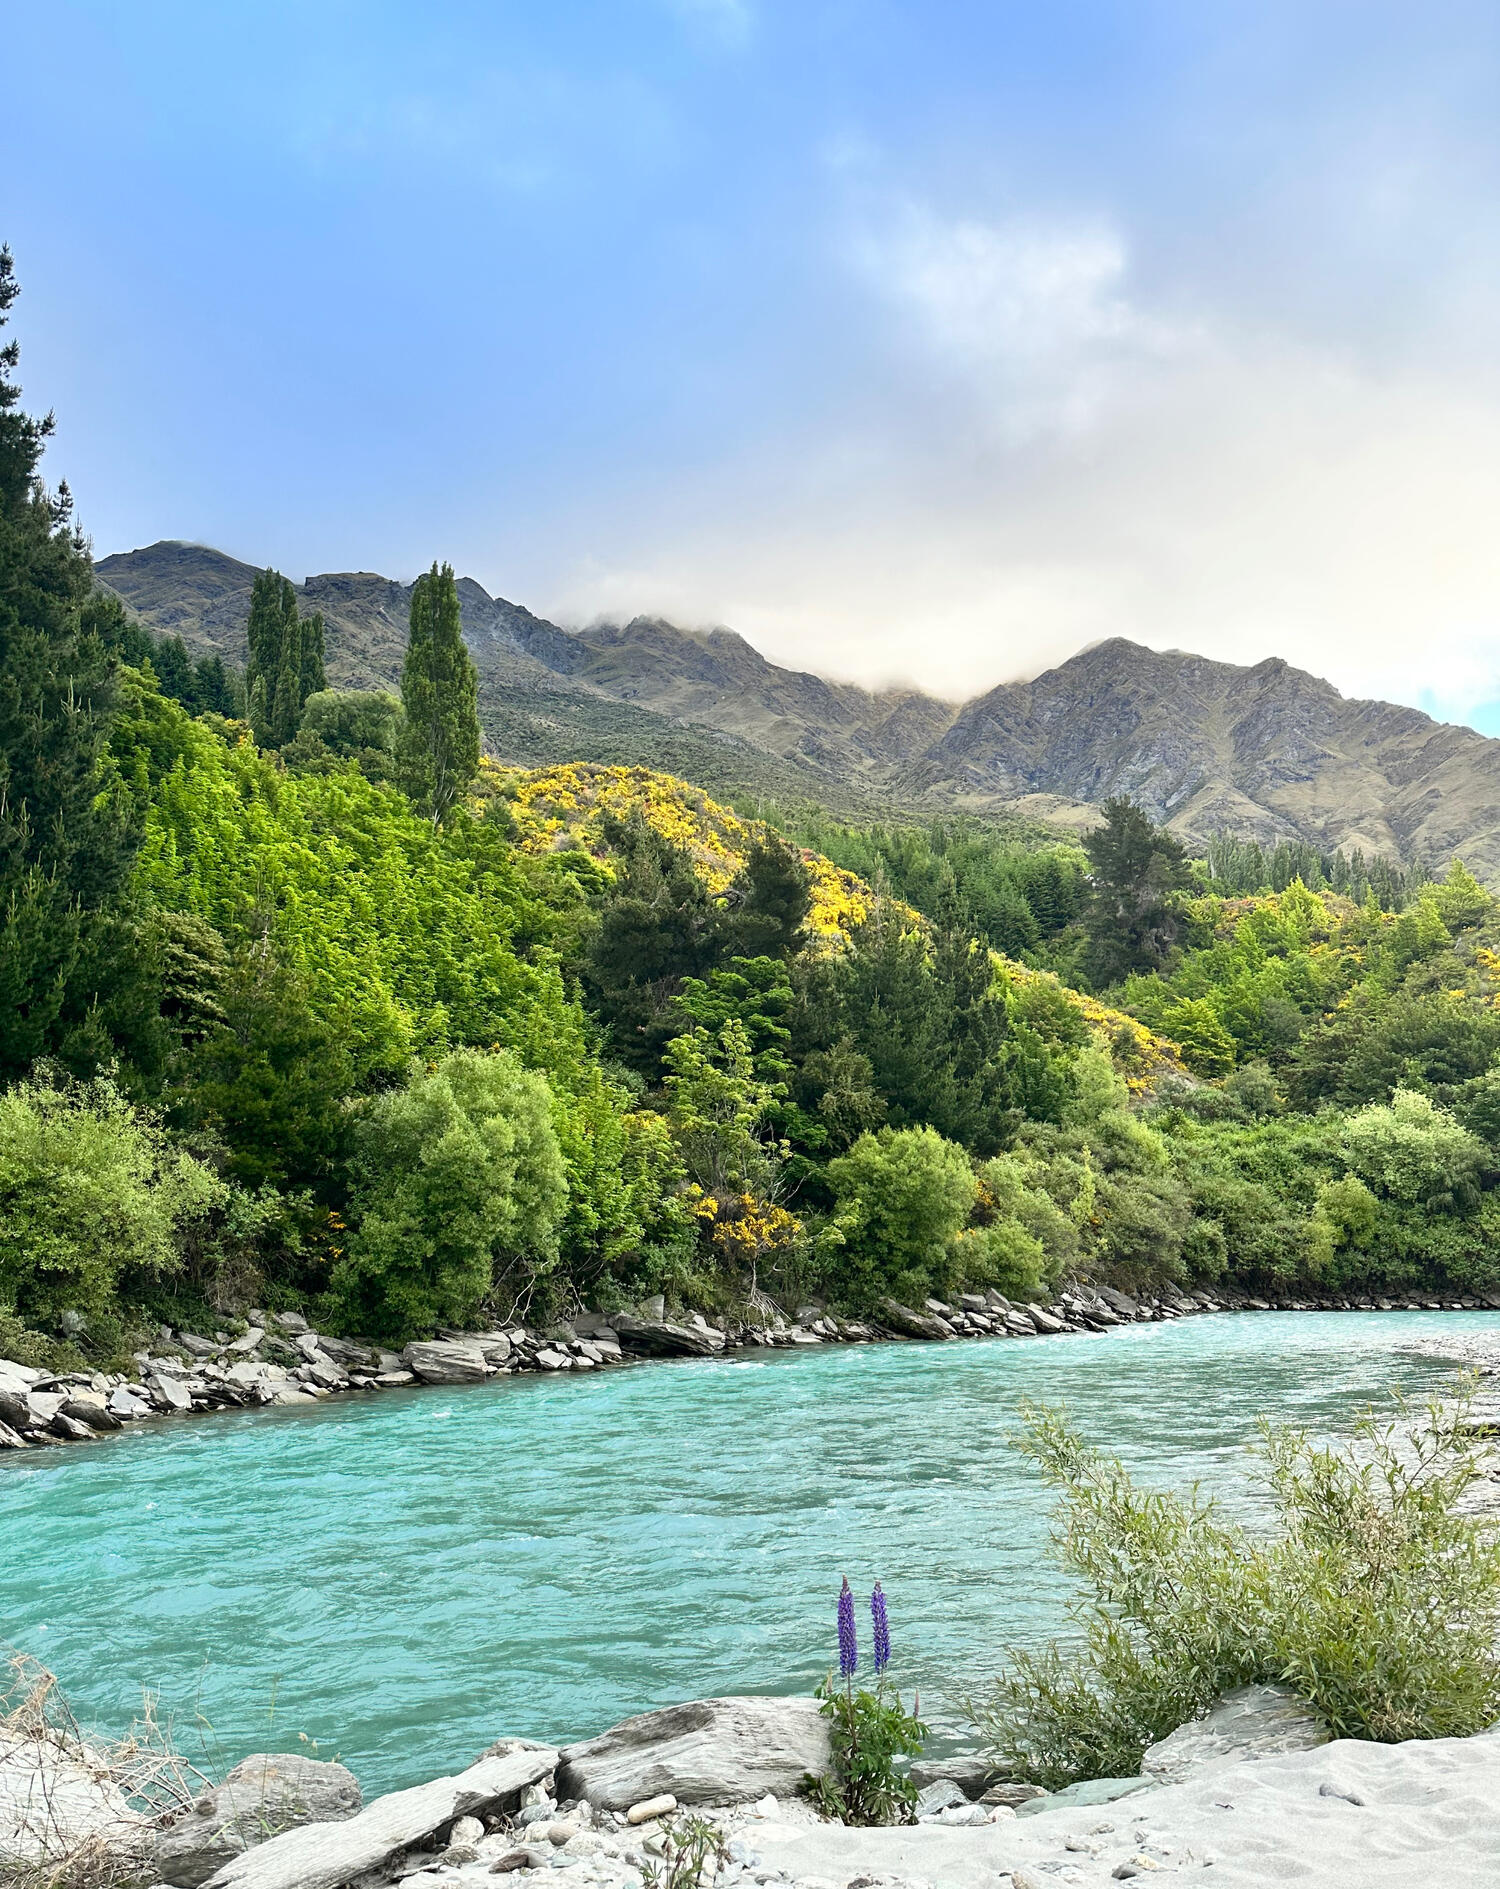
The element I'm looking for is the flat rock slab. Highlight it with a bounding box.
[610,1315,724,1358]
[202,1745,557,1889]
[156,1752,362,1886]
[558,1696,828,1808]
[876,1298,954,1340]
[750,1730,1500,1889]
[1141,1683,1329,1785]
[401,1341,491,1384]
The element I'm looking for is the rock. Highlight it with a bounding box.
[913,1780,967,1816]
[908,1757,1000,1800]
[488,1848,532,1872]
[1027,1308,1067,1335]
[930,1803,990,1826]
[640,1295,667,1320]
[51,1411,98,1441]
[1139,1685,1329,1786]
[610,1315,725,1358]
[402,1341,491,1384]
[979,1781,1048,1807]
[156,1754,362,1888]
[0,1387,31,1429]
[625,1794,676,1824]
[315,1336,377,1368]
[177,1332,222,1357]
[1016,1777,1155,1814]
[558,1696,829,1809]
[375,1370,417,1388]
[875,1297,954,1340]
[60,1394,122,1432]
[228,1330,266,1355]
[533,1348,571,1370]
[273,1311,309,1332]
[200,1745,557,1889]
[150,1374,194,1413]
[108,1386,152,1419]
[474,1332,514,1366]
[0,1421,28,1448]
[1097,1287,1139,1318]
[0,1730,150,1864]
[449,1815,486,1845]
[0,1358,44,1393]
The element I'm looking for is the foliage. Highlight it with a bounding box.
[398,561,480,825]
[0,1074,227,1324]
[808,1676,927,1827]
[1082,797,1193,983]
[825,1125,978,1307]
[331,1048,567,1338]
[244,568,325,748]
[639,1815,728,1889]
[968,1399,1500,1786]
[282,688,402,781]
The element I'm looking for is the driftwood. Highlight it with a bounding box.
[202,1745,558,1889]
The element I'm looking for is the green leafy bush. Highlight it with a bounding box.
[0,1075,227,1323]
[969,1397,1500,1787]
[825,1125,977,1306]
[331,1048,566,1338]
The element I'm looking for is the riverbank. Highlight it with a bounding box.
[11,1680,1500,1889]
[6,1277,1500,1453]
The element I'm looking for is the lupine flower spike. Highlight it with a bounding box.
[837,1576,858,1678]
[871,1581,890,1674]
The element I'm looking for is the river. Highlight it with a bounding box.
[1,1310,1490,1794]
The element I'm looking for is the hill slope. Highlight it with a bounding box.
[97,540,1500,876]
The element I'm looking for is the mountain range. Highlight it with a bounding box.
[96,540,1500,879]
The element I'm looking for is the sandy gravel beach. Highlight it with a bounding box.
[751,1731,1500,1888]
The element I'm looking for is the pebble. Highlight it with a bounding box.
[627,1794,677,1824]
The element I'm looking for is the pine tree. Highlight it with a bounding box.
[398,561,479,825]
[0,248,140,1077]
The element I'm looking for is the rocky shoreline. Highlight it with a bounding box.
[9,1681,1500,1889]
[5,1279,1500,1454]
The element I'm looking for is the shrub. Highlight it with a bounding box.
[331,1048,566,1338]
[0,1075,227,1325]
[967,1397,1500,1787]
[1341,1088,1485,1209]
[825,1125,977,1307]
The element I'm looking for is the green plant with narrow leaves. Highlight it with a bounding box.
[968,1395,1500,1788]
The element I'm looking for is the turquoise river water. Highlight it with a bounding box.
[1,1311,1492,1795]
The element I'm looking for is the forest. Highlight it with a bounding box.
[8,246,1500,1372]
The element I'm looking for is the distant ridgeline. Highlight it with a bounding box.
[96,537,1500,885]
[11,216,1500,1372]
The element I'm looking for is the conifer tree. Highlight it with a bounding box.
[398,561,479,825]
[0,248,139,1077]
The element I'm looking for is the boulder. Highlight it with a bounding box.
[1096,1286,1139,1317]
[0,1388,31,1430]
[1028,1308,1068,1335]
[557,1696,829,1809]
[0,1729,149,1864]
[149,1374,193,1413]
[913,1779,967,1816]
[875,1297,954,1340]
[61,1394,121,1432]
[610,1315,725,1358]
[401,1341,491,1384]
[200,1746,556,1889]
[1140,1684,1329,1786]
[909,1756,1003,1800]
[155,1754,362,1888]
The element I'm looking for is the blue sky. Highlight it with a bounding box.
[9,3,1500,724]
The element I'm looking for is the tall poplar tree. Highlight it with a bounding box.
[398,561,479,825]
[245,569,324,747]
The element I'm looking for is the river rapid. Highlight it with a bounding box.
[1,1309,1491,1795]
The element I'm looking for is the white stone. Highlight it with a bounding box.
[625,1795,676,1824]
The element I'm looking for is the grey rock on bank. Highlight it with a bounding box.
[401,1341,490,1384]
[610,1314,725,1358]
[155,1753,362,1887]
[557,1695,829,1808]
[1140,1683,1330,1785]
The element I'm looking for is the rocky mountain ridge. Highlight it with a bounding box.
[96,539,1500,878]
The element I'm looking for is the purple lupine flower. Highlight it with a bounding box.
[837,1576,858,1678]
[871,1582,890,1674]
